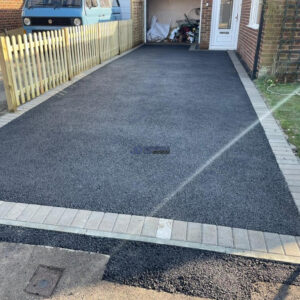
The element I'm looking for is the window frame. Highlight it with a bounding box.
[100,0,111,8]
[248,0,262,30]
[112,0,120,7]
[86,0,99,8]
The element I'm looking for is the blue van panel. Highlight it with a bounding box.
[22,0,121,33]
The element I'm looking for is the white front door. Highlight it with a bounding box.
[210,0,242,50]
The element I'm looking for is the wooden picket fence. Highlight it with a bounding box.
[119,20,133,53]
[0,20,134,112]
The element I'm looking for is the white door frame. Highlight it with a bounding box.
[209,0,242,50]
[144,0,147,43]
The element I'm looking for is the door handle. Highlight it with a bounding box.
[235,14,239,21]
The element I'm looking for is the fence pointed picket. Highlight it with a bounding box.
[43,32,52,89]
[62,32,68,82]
[38,32,48,92]
[18,35,30,100]
[28,34,40,97]
[33,33,44,95]
[96,24,100,64]
[0,36,17,111]
[88,25,92,67]
[93,24,97,66]
[99,23,103,61]
[58,30,66,83]
[50,31,59,85]
[72,28,78,75]
[63,28,73,79]
[11,35,25,104]
[56,31,63,84]
[23,34,35,99]
[5,36,20,106]
[60,30,68,82]
[74,27,81,74]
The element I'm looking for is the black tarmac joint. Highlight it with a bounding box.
[0,225,299,300]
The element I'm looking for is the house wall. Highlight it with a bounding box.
[237,0,294,79]
[0,0,24,32]
[237,0,259,74]
[200,0,213,49]
[131,0,144,46]
[258,0,285,77]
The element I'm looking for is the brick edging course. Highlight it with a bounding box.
[0,200,299,264]
[228,50,300,213]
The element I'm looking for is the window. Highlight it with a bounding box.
[100,0,111,7]
[26,0,82,8]
[218,0,234,30]
[112,0,120,7]
[248,0,263,30]
[86,0,98,8]
[100,0,119,8]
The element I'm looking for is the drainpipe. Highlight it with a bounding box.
[144,0,147,43]
[252,0,266,80]
[198,0,204,44]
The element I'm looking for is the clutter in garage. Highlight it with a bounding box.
[147,8,200,44]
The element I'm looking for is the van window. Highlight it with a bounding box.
[112,0,120,7]
[26,0,82,7]
[86,0,98,7]
[100,0,110,7]
[100,0,119,8]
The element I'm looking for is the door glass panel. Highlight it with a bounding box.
[218,0,234,29]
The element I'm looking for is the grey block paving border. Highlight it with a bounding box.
[0,47,299,264]
[228,51,300,213]
[0,200,299,264]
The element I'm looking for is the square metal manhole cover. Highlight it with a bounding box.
[25,265,64,297]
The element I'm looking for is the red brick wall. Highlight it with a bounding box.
[236,0,293,79]
[131,0,144,46]
[258,0,285,77]
[237,0,259,73]
[200,0,213,49]
[0,0,24,31]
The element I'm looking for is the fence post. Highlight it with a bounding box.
[130,19,133,49]
[0,36,17,112]
[98,23,103,63]
[117,21,121,55]
[118,21,122,54]
[63,28,73,80]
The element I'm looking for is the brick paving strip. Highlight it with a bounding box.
[0,200,299,264]
[228,51,300,213]
[0,49,299,264]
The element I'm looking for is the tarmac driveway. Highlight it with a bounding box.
[0,45,299,235]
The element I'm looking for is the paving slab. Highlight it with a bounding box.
[251,282,300,300]
[0,242,109,300]
[52,281,207,300]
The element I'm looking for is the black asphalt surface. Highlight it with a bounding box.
[0,45,299,235]
[0,225,299,300]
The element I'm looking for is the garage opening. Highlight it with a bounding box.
[145,0,209,48]
[145,0,242,50]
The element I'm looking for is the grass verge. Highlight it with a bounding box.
[255,78,300,157]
